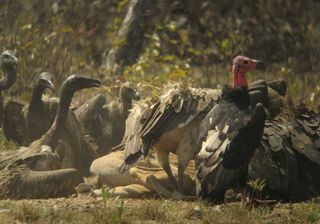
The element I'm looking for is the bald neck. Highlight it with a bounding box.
[232,65,248,88]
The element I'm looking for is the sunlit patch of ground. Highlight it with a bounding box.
[1,197,320,223]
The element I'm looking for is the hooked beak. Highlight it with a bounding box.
[12,55,18,64]
[133,91,140,100]
[253,60,266,70]
[45,80,55,93]
[87,78,102,88]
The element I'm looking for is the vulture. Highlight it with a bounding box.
[75,82,140,155]
[120,55,277,195]
[248,106,320,201]
[195,56,266,203]
[0,75,100,175]
[121,84,221,194]
[249,79,287,118]
[3,72,57,146]
[0,75,101,199]
[116,100,154,161]
[0,50,18,126]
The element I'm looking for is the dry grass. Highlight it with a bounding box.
[0,198,320,223]
[0,2,320,224]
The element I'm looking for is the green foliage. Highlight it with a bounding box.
[155,0,320,71]
[247,178,266,193]
[111,199,125,224]
[100,186,125,223]
[101,185,116,206]
[0,0,319,92]
[247,178,266,202]
[0,130,18,151]
[0,0,319,112]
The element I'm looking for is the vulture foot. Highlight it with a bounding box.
[147,175,196,200]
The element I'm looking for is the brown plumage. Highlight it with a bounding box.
[249,79,287,118]
[0,50,18,126]
[3,72,57,146]
[249,106,320,201]
[75,82,140,155]
[0,75,101,199]
[0,75,101,174]
[121,56,283,197]
[121,83,221,193]
[119,100,154,159]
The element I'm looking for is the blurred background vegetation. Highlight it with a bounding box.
[0,0,320,106]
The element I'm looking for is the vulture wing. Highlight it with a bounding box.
[249,119,320,201]
[196,88,266,202]
[123,102,152,156]
[292,108,320,164]
[123,84,220,165]
[75,94,107,154]
[75,94,106,128]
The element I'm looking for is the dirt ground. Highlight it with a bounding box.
[1,196,320,224]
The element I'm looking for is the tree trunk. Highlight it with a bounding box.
[104,0,171,78]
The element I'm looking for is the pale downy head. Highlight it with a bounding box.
[0,50,18,69]
[120,82,140,101]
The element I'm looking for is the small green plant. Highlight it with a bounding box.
[111,199,125,224]
[101,185,115,207]
[247,178,266,201]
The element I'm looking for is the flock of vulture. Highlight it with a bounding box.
[0,50,319,204]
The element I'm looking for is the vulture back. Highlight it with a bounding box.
[123,83,221,166]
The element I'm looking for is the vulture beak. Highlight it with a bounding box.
[75,76,102,88]
[253,60,266,70]
[63,75,102,93]
[12,55,18,64]
[45,80,55,93]
[133,91,140,100]
[89,79,102,88]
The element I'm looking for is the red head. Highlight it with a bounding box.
[232,55,265,88]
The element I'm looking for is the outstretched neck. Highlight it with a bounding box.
[119,88,133,118]
[0,65,16,91]
[232,65,248,88]
[120,97,132,118]
[46,90,73,149]
[29,85,45,111]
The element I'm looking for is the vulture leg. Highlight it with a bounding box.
[178,162,188,193]
[176,135,194,194]
[156,149,178,191]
